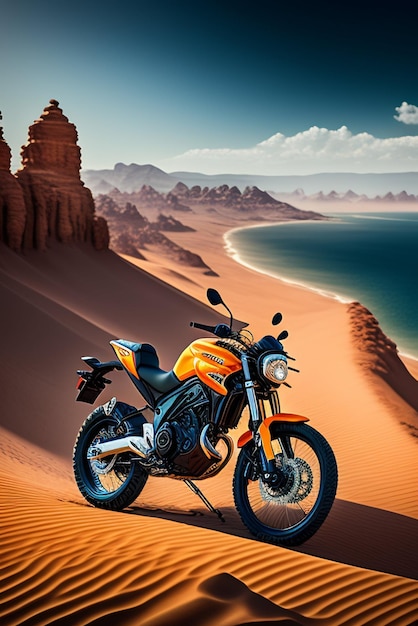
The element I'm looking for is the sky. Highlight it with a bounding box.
[1,0,418,176]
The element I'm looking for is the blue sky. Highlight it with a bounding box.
[1,0,418,174]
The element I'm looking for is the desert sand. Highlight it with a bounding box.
[1,206,418,625]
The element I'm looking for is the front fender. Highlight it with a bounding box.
[237,413,309,461]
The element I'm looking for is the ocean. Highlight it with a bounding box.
[224,212,418,359]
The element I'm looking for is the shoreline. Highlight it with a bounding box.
[223,218,418,363]
[223,225,354,304]
[120,208,418,381]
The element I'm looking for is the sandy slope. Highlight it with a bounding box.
[1,429,418,626]
[0,243,226,456]
[1,219,418,625]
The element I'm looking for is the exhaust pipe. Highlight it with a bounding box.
[88,423,154,460]
[88,424,221,462]
[87,436,148,459]
[200,424,222,461]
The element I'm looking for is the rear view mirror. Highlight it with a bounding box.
[272,312,283,326]
[207,288,223,306]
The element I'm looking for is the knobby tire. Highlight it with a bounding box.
[73,405,148,511]
[233,422,338,546]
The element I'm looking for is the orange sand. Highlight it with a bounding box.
[1,207,418,625]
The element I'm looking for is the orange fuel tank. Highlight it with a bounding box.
[173,338,242,395]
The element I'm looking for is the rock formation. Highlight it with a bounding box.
[0,100,108,252]
[170,182,324,219]
[106,184,192,213]
[107,182,325,221]
[284,188,418,203]
[0,113,26,250]
[94,194,216,274]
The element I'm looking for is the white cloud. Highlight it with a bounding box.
[159,126,418,175]
[394,101,418,125]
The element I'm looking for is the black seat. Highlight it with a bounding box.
[112,339,181,394]
[138,366,180,394]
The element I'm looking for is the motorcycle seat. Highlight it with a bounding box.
[138,366,180,394]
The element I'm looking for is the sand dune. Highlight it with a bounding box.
[1,218,418,625]
[1,430,418,626]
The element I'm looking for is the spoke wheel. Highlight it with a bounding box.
[73,406,148,510]
[233,422,337,546]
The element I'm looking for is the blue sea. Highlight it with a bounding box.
[225,212,418,359]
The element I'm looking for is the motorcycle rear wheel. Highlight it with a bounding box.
[233,422,337,546]
[73,405,148,510]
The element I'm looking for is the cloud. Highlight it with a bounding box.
[159,126,418,175]
[394,102,418,125]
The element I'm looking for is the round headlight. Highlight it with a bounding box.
[261,354,288,384]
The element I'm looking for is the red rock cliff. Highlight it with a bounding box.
[0,101,108,251]
[0,115,26,250]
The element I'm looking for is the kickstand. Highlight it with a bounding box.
[184,479,225,522]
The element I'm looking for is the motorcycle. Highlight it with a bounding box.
[73,288,338,546]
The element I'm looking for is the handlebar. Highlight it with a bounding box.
[190,321,232,338]
[190,321,216,333]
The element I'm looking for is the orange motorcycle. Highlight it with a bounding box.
[73,289,337,546]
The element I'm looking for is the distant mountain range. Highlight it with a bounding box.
[82,162,418,197]
[92,182,324,275]
[97,182,324,222]
[273,189,418,204]
[82,163,178,194]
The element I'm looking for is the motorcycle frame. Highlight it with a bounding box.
[78,341,311,476]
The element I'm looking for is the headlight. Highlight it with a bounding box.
[261,354,288,384]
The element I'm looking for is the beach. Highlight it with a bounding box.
[1,206,418,625]
[223,213,418,360]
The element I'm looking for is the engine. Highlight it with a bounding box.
[153,380,218,477]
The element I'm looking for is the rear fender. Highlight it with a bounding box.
[237,413,309,461]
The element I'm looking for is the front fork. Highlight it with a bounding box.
[240,354,309,481]
[241,355,276,479]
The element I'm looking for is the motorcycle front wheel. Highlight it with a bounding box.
[233,422,338,546]
[73,405,148,510]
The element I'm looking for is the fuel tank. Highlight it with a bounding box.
[173,338,242,395]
